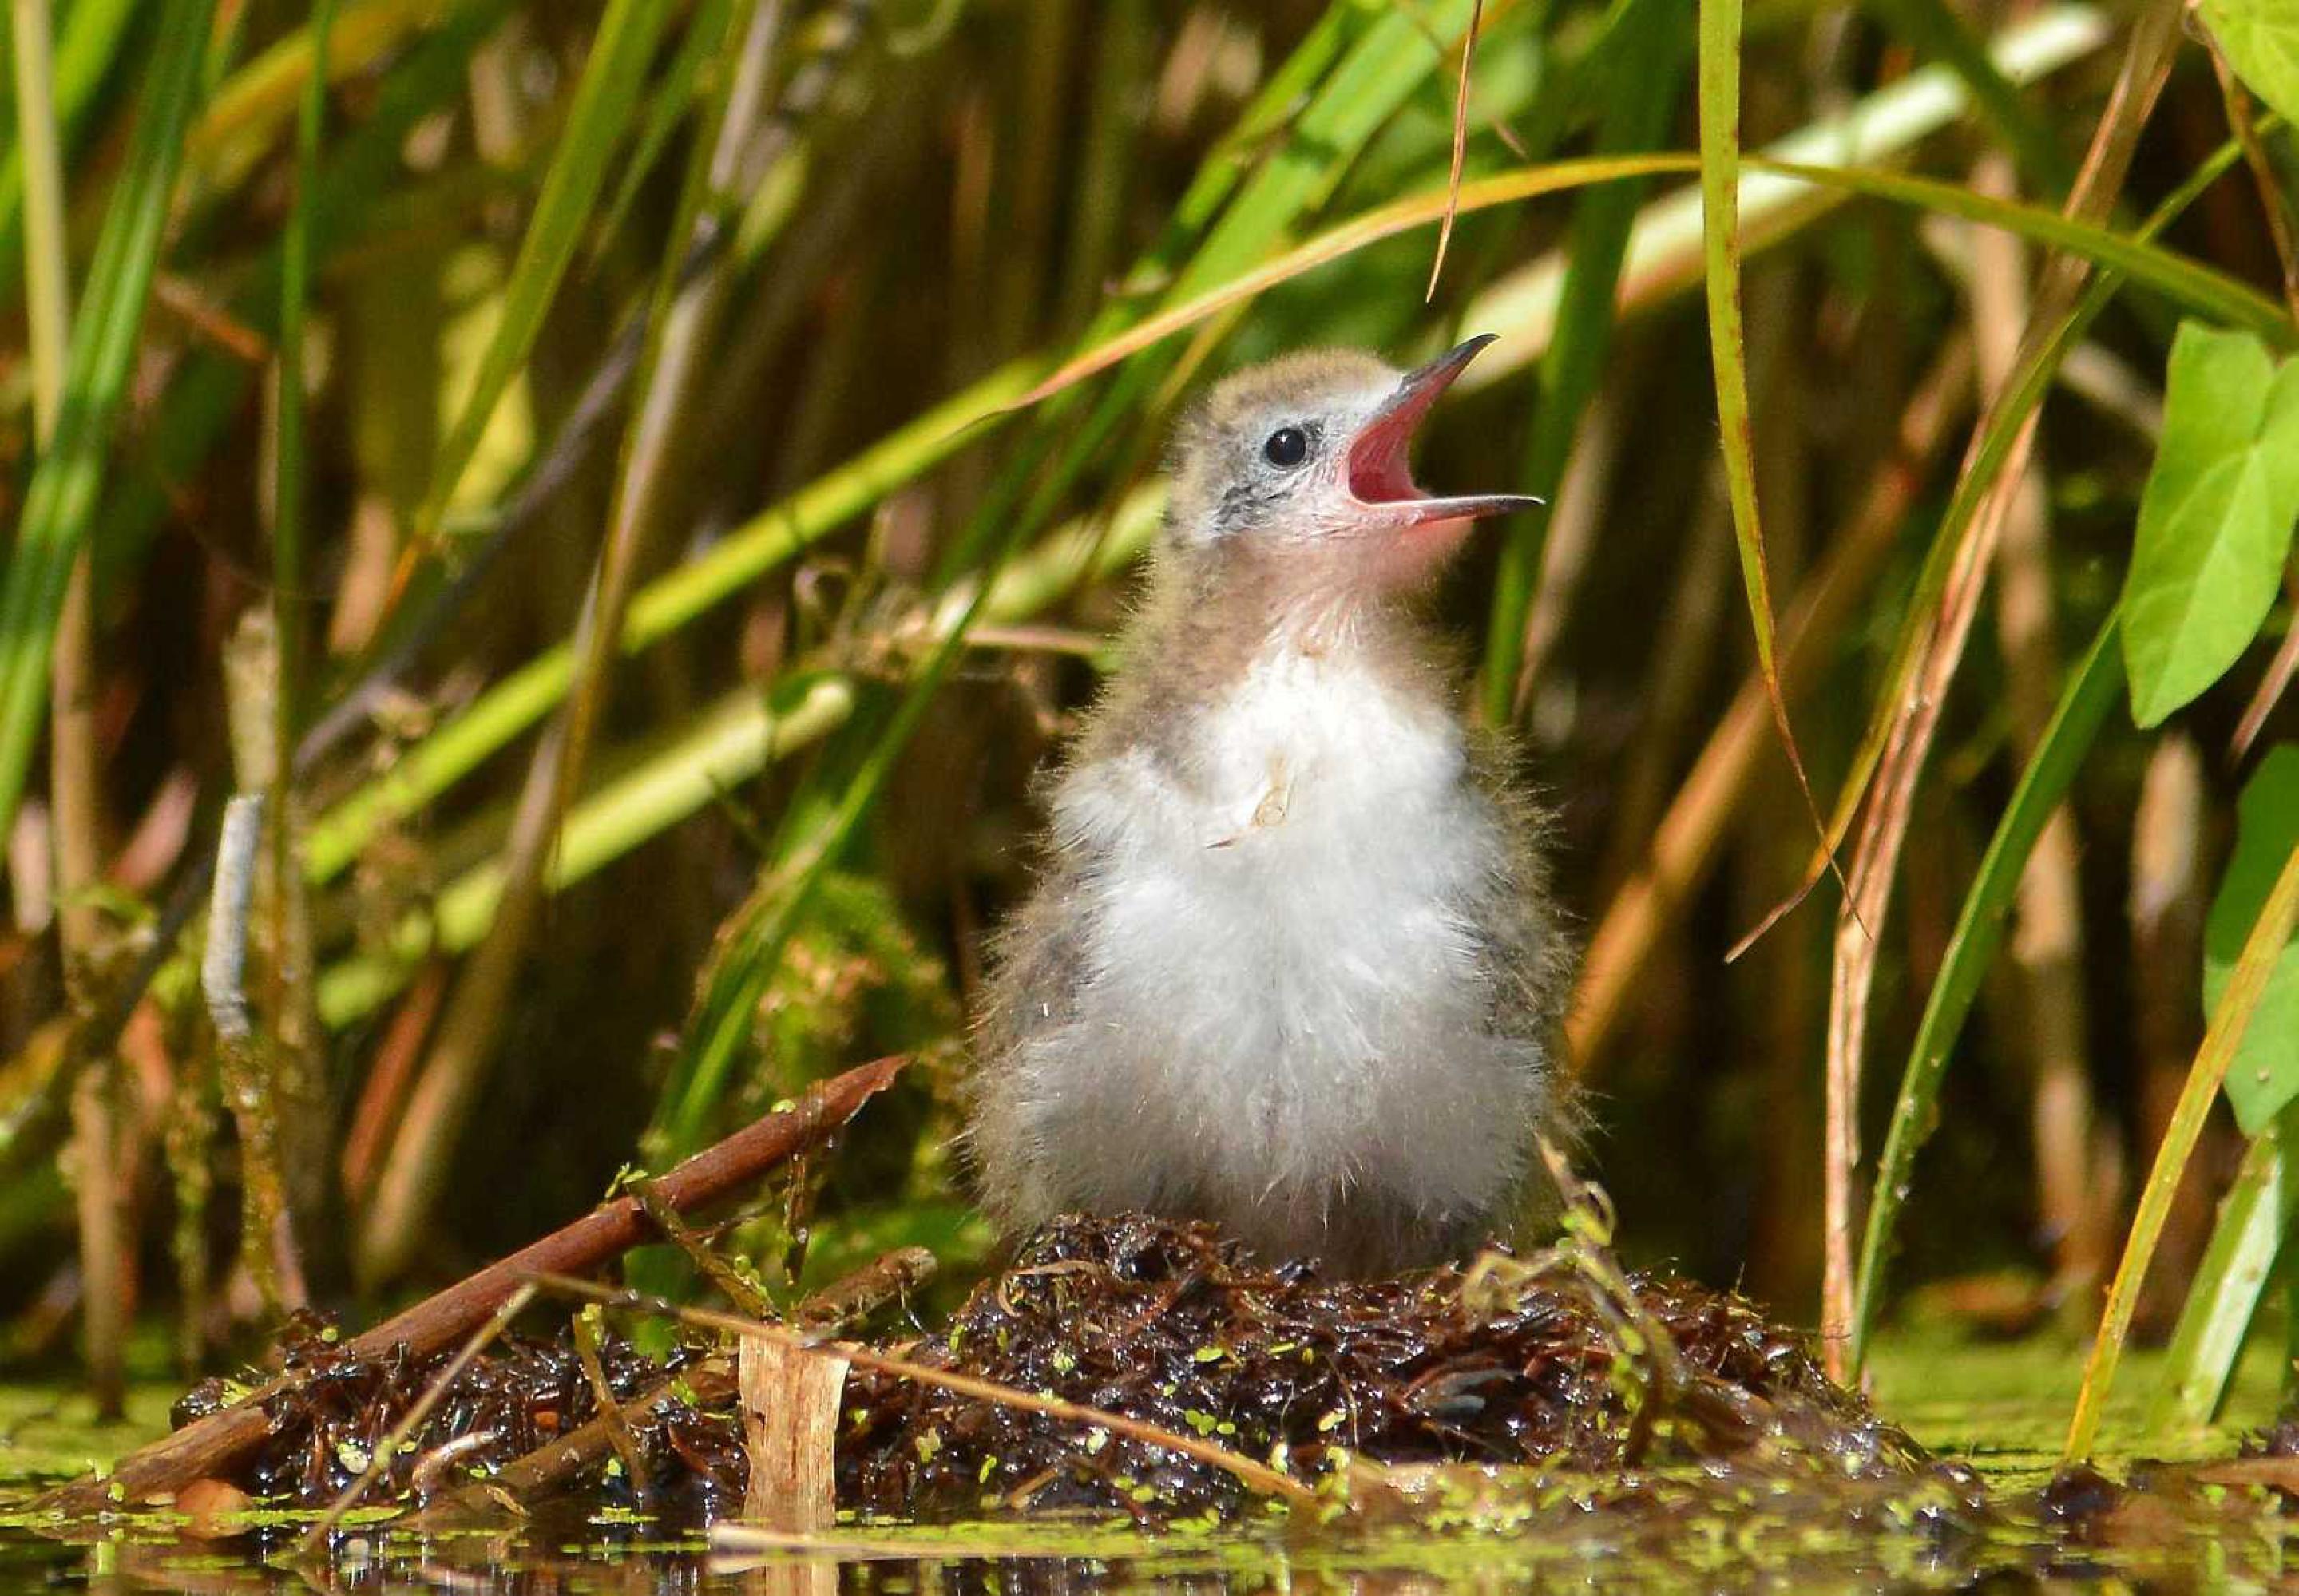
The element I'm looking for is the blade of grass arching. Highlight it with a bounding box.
[1480,0,1685,725]
[415,0,672,532]
[1868,0,2073,196]
[1459,2,2111,378]
[1847,609,2125,1375]
[0,0,215,863]
[1010,137,2259,412]
[356,0,776,1285]
[1731,80,2249,964]
[2149,1107,2299,1432]
[2069,836,2299,1460]
[1697,0,1845,960]
[0,0,135,307]
[315,487,1166,1029]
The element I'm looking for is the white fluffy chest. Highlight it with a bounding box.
[1050,648,1506,1188]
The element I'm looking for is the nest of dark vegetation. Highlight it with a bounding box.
[172,1313,751,1520]
[838,1214,1925,1518]
[184,1214,1924,1525]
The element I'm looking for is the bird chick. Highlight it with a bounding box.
[968,335,1572,1277]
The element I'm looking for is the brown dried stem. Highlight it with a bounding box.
[2231,563,2299,762]
[2202,29,2299,323]
[570,1305,654,1499]
[1814,2,2182,1377]
[1970,153,2105,1309]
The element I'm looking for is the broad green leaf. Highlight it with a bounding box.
[2121,324,2299,728]
[2203,0,2299,127]
[2209,745,2299,1133]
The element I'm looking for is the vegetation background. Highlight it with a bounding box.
[2,0,2296,1459]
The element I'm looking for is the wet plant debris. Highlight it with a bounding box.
[171,1215,1931,1527]
[836,1215,1929,1519]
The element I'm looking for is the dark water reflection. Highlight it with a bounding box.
[7,1460,2298,1594]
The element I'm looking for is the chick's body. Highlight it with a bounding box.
[969,344,1571,1277]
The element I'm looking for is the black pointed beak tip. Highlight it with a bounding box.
[1403,333,1501,396]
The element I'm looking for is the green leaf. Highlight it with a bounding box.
[2209,746,2299,1133]
[2121,324,2299,728]
[2202,0,2299,128]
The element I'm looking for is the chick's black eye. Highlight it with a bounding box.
[1262,426,1309,469]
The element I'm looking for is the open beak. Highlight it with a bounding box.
[1346,334,1541,529]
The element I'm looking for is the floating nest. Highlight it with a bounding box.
[178,1214,1924,1526]
[836,1214,1925,1518]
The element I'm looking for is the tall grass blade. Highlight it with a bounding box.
[1847,610,2125,1372]
[2067,831,2299,1459]
[275,0,339,745]
[0,0,135,307]
[0,0,216,862]
[416,0,672,530]
[1695,0,1843,960]
[1013,148,2253,411]
[1480,0,1685,723]
[2150,1108,2299,1432]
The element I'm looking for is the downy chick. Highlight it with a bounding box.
[969,336,1572,1277]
